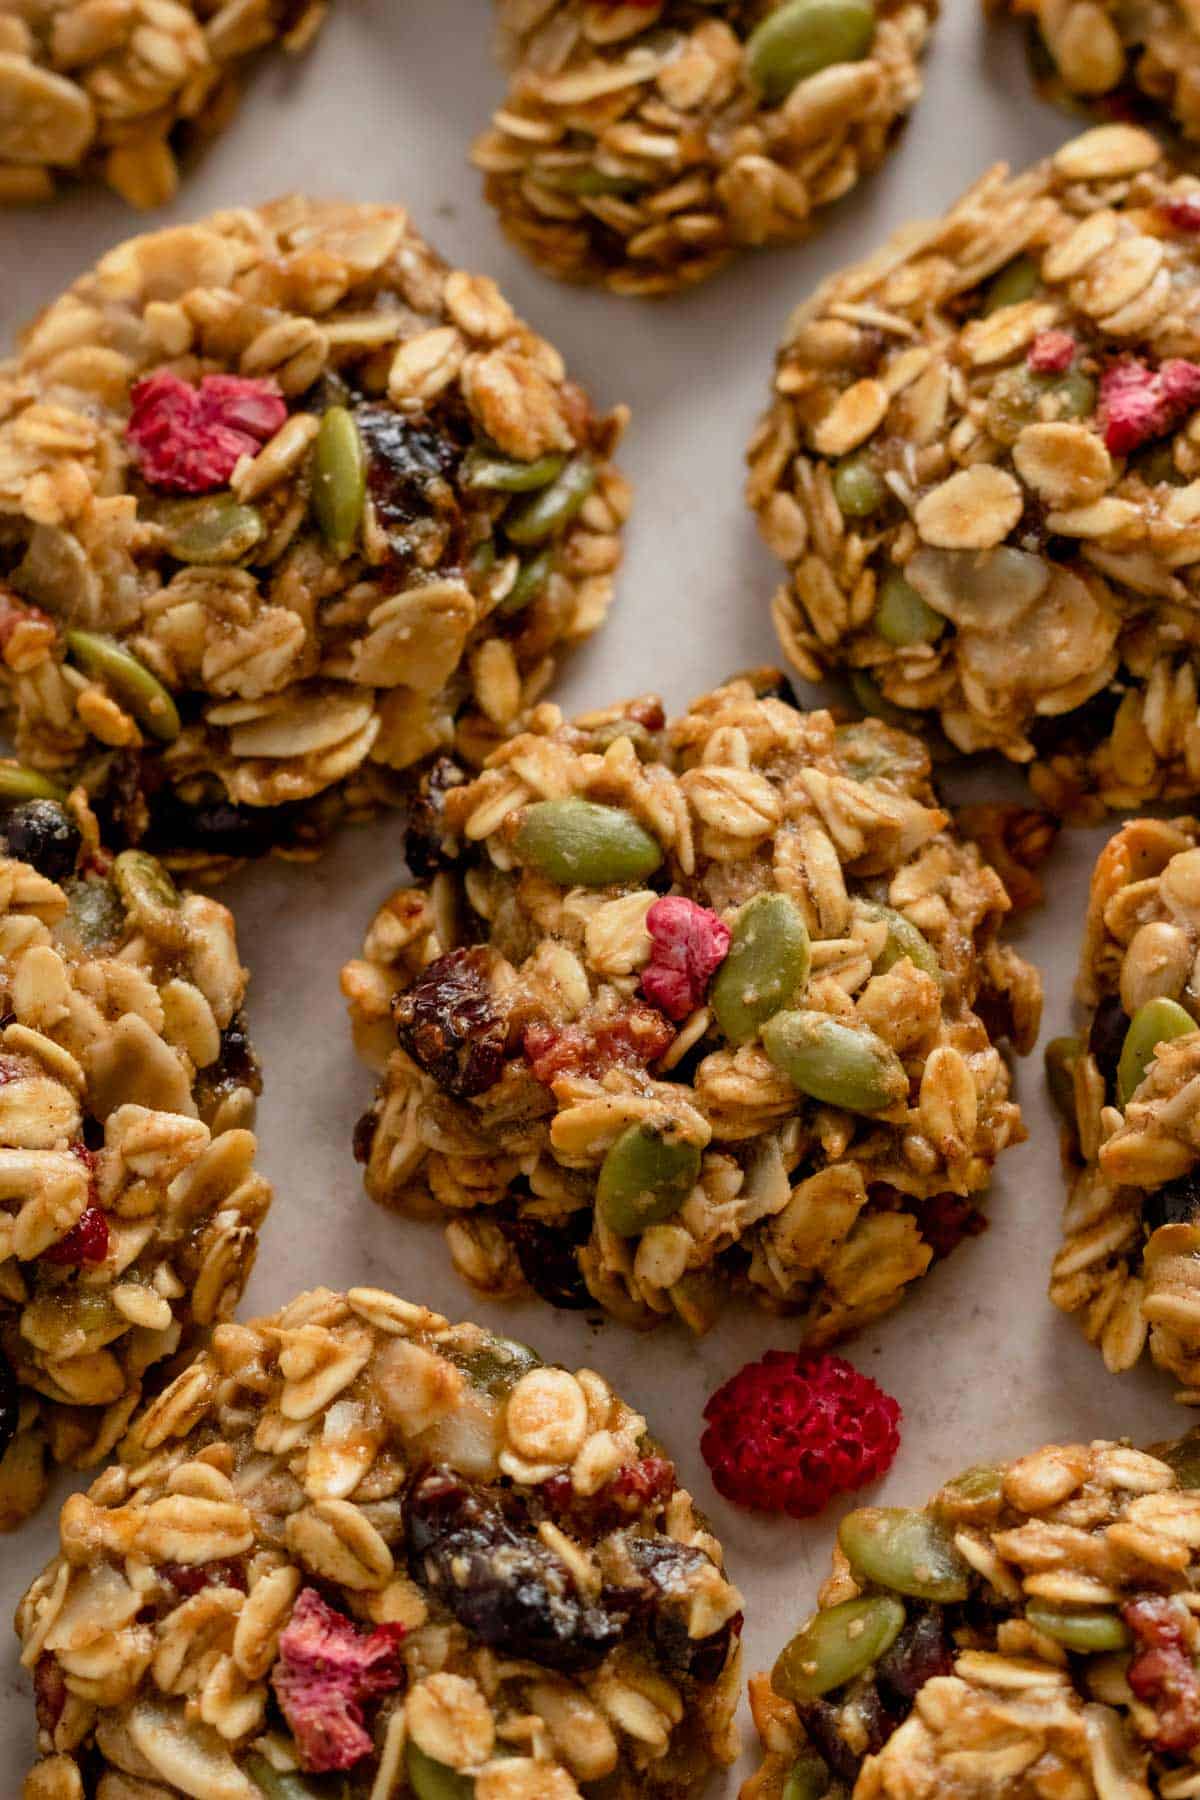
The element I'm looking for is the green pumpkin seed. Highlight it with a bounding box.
[783,1750,840,1800]
[157,494,264,565]
[1056,369,1097,420]
[762,1010,907,1114]
[849,669,912,731]
[838,1507,970,1602]
[449,1335,543,1395]
[64,630,181,743]
[312,405,366,557]
[246,1752,352,1798]
[1117,996,1196,1106]
[500,548,554,616]
[515,798,663,886]
[1044,1035,1080,1121]
[112,849,185,946]
[833,454,886,519]
[406,1741,476,1800]
[538,167,648,197]
[861,902,939,980]
[1135,441,1187,486]
[745,0,876,101]
[834,720,928,786]
[1025,1600,1130,1653]
[597,1120,703,1237]
[940,1463,1004,1508]
[505,456,596,545]
[64,876,124,953]
[773,1595,906,1702]
[0,763,67,804]
[874,572,944,647]
[983,254,1039,314]
[711,892,811,1045]
[469,540,497,577]
[463,447,566,492]
[1159,1426,1200,1489]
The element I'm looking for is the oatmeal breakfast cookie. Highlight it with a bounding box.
[0,1,327,210]
[16,1284,744,1800]
[0,787,269,1530]
[988,0,1200,143]
[1048,815,1200,1394]
[342,673,1042,1337]
[0,197,629,874]
[743,1429,1200,1800]
[473,0,938,297]
[747,123,1200,819]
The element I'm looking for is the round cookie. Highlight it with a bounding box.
[747,123,1200,819]
[743,1430,1200,1799]
[473,0,938,297]
[342,673,1042,1336]
[1050,815,1200,1393]
[988,0,1200,142]
[0,198,629,872]
[0,1,327,209]
[0,790,269,1529]
[17,1284,744,1799]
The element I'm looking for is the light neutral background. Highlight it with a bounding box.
[0,3,1186,1789]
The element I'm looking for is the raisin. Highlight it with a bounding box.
[352,1108,377,1166]
[876,1606,954,1709]
[146,791,305,859]
[2,800,81,883]
[1144,1169,1200,1234]
[0,1345,17,1461]
[499,1209,593,1310]
[1029,683,1123,757]
[1089,994,1130,1097]
[796,1698,867,1787]
[909,1193,985,1262]
[215,1013,262,1095]
[623,1537,740,1682]
[393,948,506,1098]
[161,1559,248,1597]
[356,405,463,536]
[33,1656,66,1736]
[406,1467,625,1671]
[404,756,465,880]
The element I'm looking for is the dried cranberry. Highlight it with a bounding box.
[498,1209,593,1310]
[161,1559,248,1597]
[876,1606,954,1708]
[1089,994,1130,1096]
[1143,1170,1200,1234]
[42,1207,108,1266]
[524,1004,673,1084]
[608,1454,676,1512]
[394,948,506,1099]
[406,1467,625,1671]
[356,405,462,536]
[2,801,81,883]
[910,1193,985,1261]
[1163,196,1200,232]
[33,1656,66,1736]
[0,1346,17,1461]
[1124,1596,1200,1752]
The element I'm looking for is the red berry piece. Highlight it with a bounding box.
[126,370,287,494]
[700,1350,901,1518]
[42,1206,109,1266]
[272,1588,406,1772]
[1027,330,1075,375]
[640,895,731,1021]
[1162,196,1200,232]
[1099,357,1200,456]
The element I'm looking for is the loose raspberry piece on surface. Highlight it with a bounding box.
[1162,195,1200,232]
[41,1207,108,1266]
[1099,357,1200,455]
[701,1351,901,1518]
[126,370,287,494]
[272,1587,406,1772]
[640,896,731,1022]
[1124,1596,1200,1752]
[525,1003,674,1083]
[1027,330,1075,374]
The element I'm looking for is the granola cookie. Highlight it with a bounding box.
[16,1284,744,1799]
[0,789,269,1530]
[0,1,327,210]
[743,1430,1200,1800]
[747,123,1200,819]
[1049,815,1200,1394]
[989,0,1200,142]
[473,0,938,297]
[342,674,1042,1336]
[0,198,630,873]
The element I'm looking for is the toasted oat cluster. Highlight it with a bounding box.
[473,0,938,297]
[0,1,327,210]
[743,1431,1200,1800]
[747,123,1200,819]
[989,0,1200,142]
[1049,816,1200,1394]
[0,791,269,1530]
[17,1285,744,1800]
[0,198,629,873]
[342,675,1042,1336]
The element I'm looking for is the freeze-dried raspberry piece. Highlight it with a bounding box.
[1027,330,1075,374]
[41,1207,108,1266]
[1099,358,1200,455]
[272,1587,406,1772]
[701,1351,901,1518]
[525,1004,673,1083]
[1162,196,1200,232]
[1124,1596,1200,1752]
[126,371,287,494]
[640,896,731,1021]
